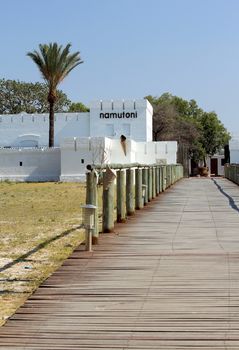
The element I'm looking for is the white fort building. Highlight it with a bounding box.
[0,99,177,181]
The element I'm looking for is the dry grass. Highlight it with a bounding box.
[0,181,86,326]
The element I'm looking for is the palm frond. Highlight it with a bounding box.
[27,42,83,92]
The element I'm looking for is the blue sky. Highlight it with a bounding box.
[1,0,239,135]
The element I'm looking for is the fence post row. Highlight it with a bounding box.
[86,164,184,238]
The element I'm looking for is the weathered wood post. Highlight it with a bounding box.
[169,165,171,185]
[162,166,166,191]
[148,167,153,201]
[117,169,126,222]
[142,168,149,204]
[156,166,160,195]
[135,168,143,209]
[166,165,170,188]
[152,166,156,198]
[159,166,163,193]
[170,165,173,185]
[126,168,135,215]
[86,171,99,244]
[102,172,115,233]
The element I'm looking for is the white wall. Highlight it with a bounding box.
[0,137,178,182]
[89,99,153,142]
[0,113,89,147]
[60,137,113,181]
[135,141,177,164]
[0,99,152,147]
[110,139,137,164]
[59,137,177,181]
[0,99,179,182]
[0,148,60,181]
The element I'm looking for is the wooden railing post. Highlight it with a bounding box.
[142,168,149,204]
[166,165,170,188]
[135,168,143,209]
[152,167,156,199]
[126,168,135,215]
[102,173,115,233]
[165,166,168,189]
[148,167,153,201]
[167,165,171,187]
[117,169,126,222]
[159,166,163,193]
[86,171,98,244]
[155,166,160,195]
[162,166,166,191]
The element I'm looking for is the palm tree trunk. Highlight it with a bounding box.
[49,102,54,147]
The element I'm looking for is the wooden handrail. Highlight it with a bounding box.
[85,164,184,243]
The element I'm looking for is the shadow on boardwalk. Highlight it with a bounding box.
[212,177,239,213]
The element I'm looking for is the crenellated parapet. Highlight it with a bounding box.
[0,99,153,148]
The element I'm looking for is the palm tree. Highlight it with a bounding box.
[27,43,83,147]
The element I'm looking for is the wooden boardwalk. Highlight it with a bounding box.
[1,177,239,349]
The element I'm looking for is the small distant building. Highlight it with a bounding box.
[190,149,226,177]
[206,151,225,176]
[0,99,178,182]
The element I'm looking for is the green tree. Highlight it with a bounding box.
[145,93,201,146]
[68,102,89,112]
[146,93,230,174]
[27,42,83,147]
[198,111,230,166]
[0,79,71,114]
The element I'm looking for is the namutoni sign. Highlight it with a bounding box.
[99,112,138,119]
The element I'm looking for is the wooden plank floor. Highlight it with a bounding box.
[1,177,239,349]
